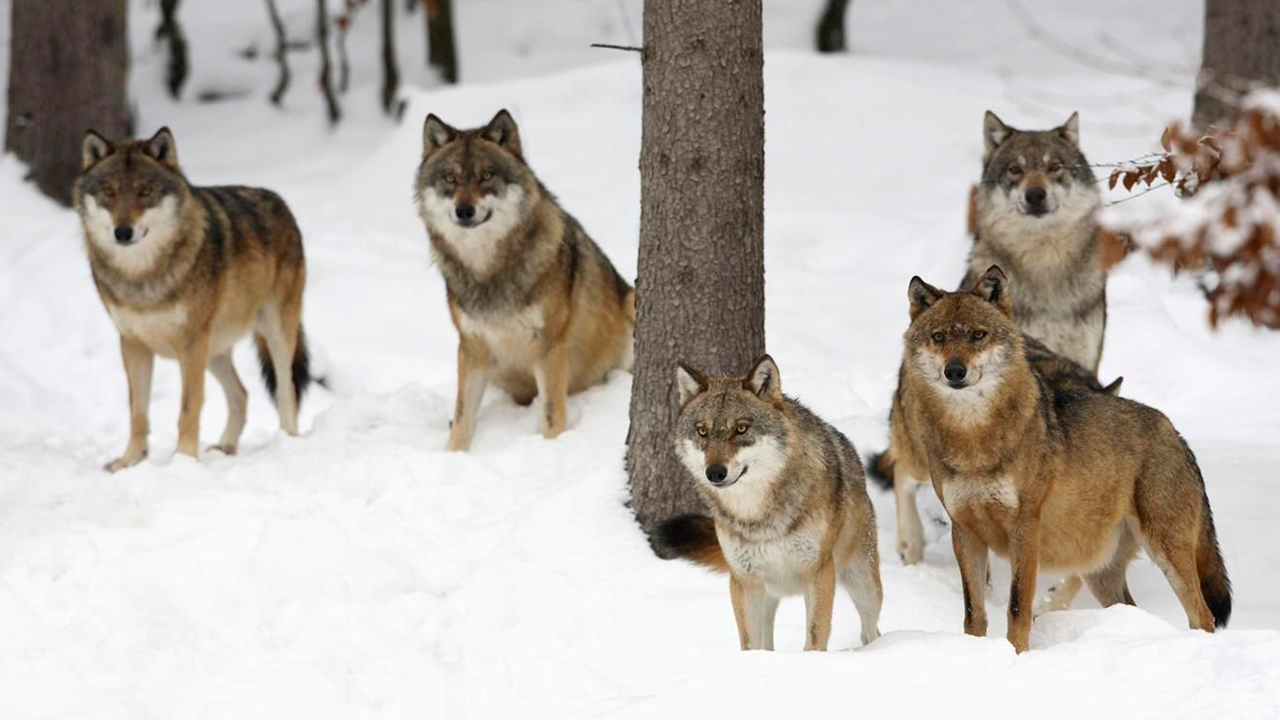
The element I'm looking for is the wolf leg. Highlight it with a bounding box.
[840,545,883,646]
[447,337,493,452]
[1035,575,1084,616]
[175,334,210,458]
[1085,523,1139,606]
[895,473,926,564]
[729,573,769,650]
[208,352,247,455]
[106,336,154,472]
[760,594,780,651]
[1142,532,1215,631]
[533,340,569,439]
[257,301,300,435]
[952,522,990,638]
[802,560,836,651]
[1006,512,1041,653]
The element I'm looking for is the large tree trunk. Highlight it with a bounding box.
[5,0,129,205]
[426,0,458,84]
[627,0,766,534]
[816,0,851,53]
[1193,0,1280,129]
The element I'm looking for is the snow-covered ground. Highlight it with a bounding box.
[2,0,1279,717]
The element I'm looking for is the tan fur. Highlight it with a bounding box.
[659,357,882,651]
[895,267,1230,652]
[74,128,309,471]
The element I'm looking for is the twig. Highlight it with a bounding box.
[591,43,642,53]
[1105,181,1171,206]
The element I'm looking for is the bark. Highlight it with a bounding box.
[157,0,189,98]
[5,0,129,205]
[316,0,342,124]
[816,0,851,53]
[627,0,766,534]
[381,0,400,113]
[426,0,458,84]
[1193,0,1280,129]
[266,0,291,105]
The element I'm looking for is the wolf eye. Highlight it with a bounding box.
[1047,161,1062,173]
[103,185,117,198]
[932,332,946,344]
[696,424,707,437]
[481,171,494,181]
[138,186,153,198]
[1008,165,1023,177]
[443,173,457,184]
[734,423,750,435]
[971,330,987,341]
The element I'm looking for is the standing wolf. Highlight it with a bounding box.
[74,128,312,471]
[656,356,882,651]
[870,111,1110,574]
[898,267,1230,653]
[415,110,635,451]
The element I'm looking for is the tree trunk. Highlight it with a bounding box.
[381,0,400,113]
[157,0,189,99]
[5,0,129,205]
[1193,0,1280,129]
[627,0,766,534]
[266,0,291,105]
[816,0,851,53]
[316,0,342,124]
[426,0,458,84]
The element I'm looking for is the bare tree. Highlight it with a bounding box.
[627,0,766,533]
[265,0,292,105]
[426,0,458,84]
[1193,0,1280,129]
[156,0,189,98]
[816,0,851,53]
[381,0,400,113]
[316,0,342,124]
[5,0,129,205]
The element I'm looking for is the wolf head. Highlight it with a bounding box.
[415,109,537,270]
[978,111,1098,226]
[905,266,1025,411]
[74,127,190,274]
[673,355,791,517]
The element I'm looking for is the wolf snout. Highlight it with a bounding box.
[1024,186,1048,215]
[455,202,476,221]
[705,463,729,486]
[944,361,968,387]
[114,225,135,244]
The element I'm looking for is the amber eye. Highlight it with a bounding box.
[932,332,946,344]
[138,186,153,198]
[734,423,749,435]
[103,186,117,198]
[971,330,987,341]
[696,424,707,437]
[481,171,494,181]
[1047,161,1062,173]
[1008,165,1023,177]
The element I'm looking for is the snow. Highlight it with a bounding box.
[3,0,1280,718]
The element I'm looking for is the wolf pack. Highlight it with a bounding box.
[73,108,1230,655]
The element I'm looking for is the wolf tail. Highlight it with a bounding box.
[655,513,728,573]
[865,449,895,491]
[1197,496,1233,628]
[254,325,315,408]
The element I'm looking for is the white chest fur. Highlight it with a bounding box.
[455,304,545,364]
[720,525,823,595]
[105,302,188,357]
[942,476,1020,513]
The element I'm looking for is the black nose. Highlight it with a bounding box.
[1025,187,1047,206]
[944,361,967,384]
[114,225,134,243]
[705,464,728,485]
[455,203,476,221]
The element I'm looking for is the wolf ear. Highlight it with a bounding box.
[908,276,944,320]
[1102,376,1123,396]
[744,355,782,402]
[482,109,522,157]
[423,114,457,157]
[144,127,180,169]
[971,265,1012,314]
[983,110,1012,161]
[82,130,112,170]
[675,363,708,408]
[1059,111,1080,146]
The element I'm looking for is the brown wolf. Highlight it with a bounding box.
[414,110,635,451]
[896,266,1230,652]
[656,356,882,651]
[74,128,312,471]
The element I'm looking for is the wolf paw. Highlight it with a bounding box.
[209,443,238,456]
[104,450,147,473]
[897,536,924,565]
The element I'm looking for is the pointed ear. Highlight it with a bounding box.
[983,110,1011,161]
[82,130,112,170]
[675,363,708,409]
[744,355,782,402]
[1102,376,1123,396]
[481,109,522,156]
[1059,111,1080,146]
[971,265,1012,315]
[144,127,179,169]
[423,114,458,157]
[908,276,944,320]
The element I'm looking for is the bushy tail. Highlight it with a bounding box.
[865,449,895,491]
[254,326,313,408]
[1198,504,1232,628]
[655,514,728,573]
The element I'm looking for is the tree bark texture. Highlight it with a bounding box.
[627,0,766,533]
[426,0,458,84]
[1193,0,1280,129]
[6,0,129,205]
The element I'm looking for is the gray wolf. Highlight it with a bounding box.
[896,266,1230,652]
[414,110,635,451]
[656,356,882,651]
[74,127,311,471]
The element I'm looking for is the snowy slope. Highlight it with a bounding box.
[2,0,1280,718]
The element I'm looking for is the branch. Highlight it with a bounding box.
[590,43,642,53]
[265,0,291,105]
